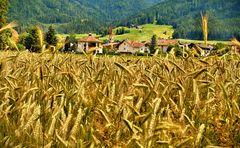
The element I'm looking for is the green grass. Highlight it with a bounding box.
[101,24,174,41]
[57,24,174,42]
[178,39,230,44]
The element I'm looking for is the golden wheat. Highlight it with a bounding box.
[0,51,239,147]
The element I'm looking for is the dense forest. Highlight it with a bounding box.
[8,0,161,33]
[119,0,240,40]
[6,0,240,40]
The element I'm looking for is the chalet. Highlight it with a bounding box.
[77,33,103,54]
[116,40,150,54]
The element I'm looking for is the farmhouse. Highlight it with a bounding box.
[102,42,120,51]
[116,40,150,54]
[156,39,179,52]
[77,33,103,54]
[229,43,240,53]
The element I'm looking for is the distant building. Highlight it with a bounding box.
[156,39,179,52]
[116,40,150,54]
[229,42,240,53]
[102,42,120,51]
[77,33,103,54]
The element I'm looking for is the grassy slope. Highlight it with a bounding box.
[179,39,229,44]
[104,24,174,41]
[57,24,173,42]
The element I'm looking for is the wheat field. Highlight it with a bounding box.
[0,51,239,147]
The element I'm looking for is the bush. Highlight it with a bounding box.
[17,44,26,51]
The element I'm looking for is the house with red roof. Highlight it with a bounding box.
[116,40,150,54]
[77,33,103,54]
[156,39,179,52]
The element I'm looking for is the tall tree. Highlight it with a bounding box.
[0,0,9,28]
[23,27,43,52]
[0,0,10,50]
[45,25,57,46]
[150,34,157,54]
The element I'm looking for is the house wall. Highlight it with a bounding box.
[159,45,168,53]
[77,42,102,53]
[117,42,135,54]
[117,42,149,54]
[77,42,88,53]
[139,46,150,53]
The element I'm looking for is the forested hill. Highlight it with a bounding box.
[119,0,240,40]
[8,0,161,33]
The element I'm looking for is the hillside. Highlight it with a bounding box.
[119,0,240,40]
[8,0,160,33]
[102,24,174,41]
[57,24,174,42]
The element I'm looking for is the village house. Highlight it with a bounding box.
[198,44,214,56]
[102,42,120,51]
[229,43,240,53]
[156,39,179,53]
[116,40,150,54]
[77,33,103,54]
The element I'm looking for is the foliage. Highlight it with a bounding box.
[0,51,240,147]
[45,25,57,46]
[8,0,159,33]
[0,31,10,50]
[120,0,240,40]
[64,33,77,52]
[0,0,9,28]
[22,27,43,52]
[150,34,157,53]
[0,0,10,50]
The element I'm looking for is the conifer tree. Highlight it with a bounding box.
[150,34,157,54]
[45,25,57,46]
[0,0,10,50]
[24,27,42,52]
[0,0,9,28]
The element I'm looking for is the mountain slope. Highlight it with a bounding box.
[119,0,240,40]
[8,0,160,33]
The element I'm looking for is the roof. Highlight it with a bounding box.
[79,34,102,43]
[103,42,120,50]
[156,39,179,46]
[198,44,214,50]
[124,40,145,48]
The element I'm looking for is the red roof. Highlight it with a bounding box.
[157,39,178,46]
[125,40,145,48]
[79,35,102,43]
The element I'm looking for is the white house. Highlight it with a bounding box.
[116,40,150,54]
[77,34,103,54]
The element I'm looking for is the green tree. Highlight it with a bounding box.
[0,0,10,50]
[150,34,157,54]
[23,27,42,52]
[45,25,57,46]
[64,33,76,52]
[0,0,9,27]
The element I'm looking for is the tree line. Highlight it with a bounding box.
[118,0,240,40]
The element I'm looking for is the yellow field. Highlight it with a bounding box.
[0,51,240,147]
